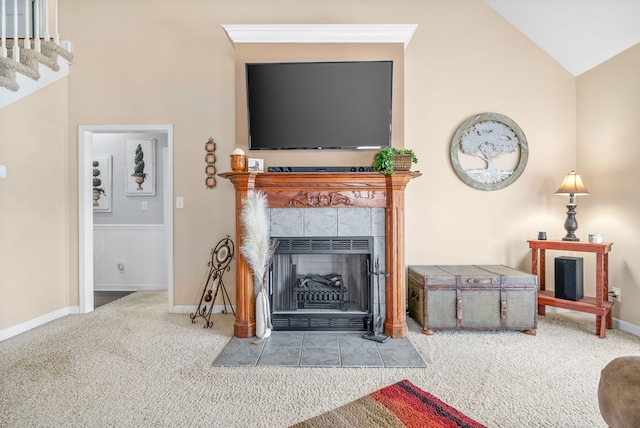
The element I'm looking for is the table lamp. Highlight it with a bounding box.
[555,170,589,241]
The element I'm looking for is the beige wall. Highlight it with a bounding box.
[2,0,636,334]
[577,43,640,326]
[0,80,72,329]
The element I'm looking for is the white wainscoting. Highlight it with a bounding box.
[93,224,167,291]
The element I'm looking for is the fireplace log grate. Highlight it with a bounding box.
[294,273,348,310]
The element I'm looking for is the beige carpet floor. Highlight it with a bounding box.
[1,291,639,427]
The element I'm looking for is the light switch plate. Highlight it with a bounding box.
[0,165,6,178]
[176,197,184,208]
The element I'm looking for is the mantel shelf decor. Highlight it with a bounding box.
[373,147,418,175]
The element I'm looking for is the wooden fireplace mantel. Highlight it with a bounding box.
[220,170,421,338]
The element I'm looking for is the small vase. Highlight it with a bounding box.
[93,190,100,206]
[230,154,247,172]
[135,175,145,190]
[255,288,272,340]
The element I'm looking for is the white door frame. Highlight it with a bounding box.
[78,124,174,313]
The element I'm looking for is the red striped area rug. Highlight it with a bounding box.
[291,379,486,428]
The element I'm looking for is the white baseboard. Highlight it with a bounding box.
[612,318,640,337]
[0,305,80,342]
[94,284,167,292]
[172,305,236,315]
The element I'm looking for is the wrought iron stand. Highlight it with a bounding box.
[190,236,235,328]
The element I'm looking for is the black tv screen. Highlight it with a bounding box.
[246,61,393,150]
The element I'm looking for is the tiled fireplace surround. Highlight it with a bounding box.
[270,206,384,329]
[221,171,420,339]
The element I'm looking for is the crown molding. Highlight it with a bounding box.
[221,24,418,49]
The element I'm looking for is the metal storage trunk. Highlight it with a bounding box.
[408,265,537,335]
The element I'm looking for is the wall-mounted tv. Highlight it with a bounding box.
[246,60,393,150]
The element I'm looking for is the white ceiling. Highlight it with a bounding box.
[483,0,640,76]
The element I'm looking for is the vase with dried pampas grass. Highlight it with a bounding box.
[239,190,278,344]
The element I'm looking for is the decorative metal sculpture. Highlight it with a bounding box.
[190,236,235,328]
[450,112,528,191]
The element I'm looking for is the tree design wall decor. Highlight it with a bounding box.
[125,139,155,195]
[93,160,105,204]
[132,144,147,189]
[92,155,112,212]
[450,112,528,191]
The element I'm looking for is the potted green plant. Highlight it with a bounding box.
[373,147,418,175]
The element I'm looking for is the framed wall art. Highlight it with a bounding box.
[450,112,528,191]
[92,155,112,212]
[247,158,264,173]
[125,138,155,196]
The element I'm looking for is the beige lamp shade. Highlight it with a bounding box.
[555,171,589,196]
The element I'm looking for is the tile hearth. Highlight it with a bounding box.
[213,332,427,368]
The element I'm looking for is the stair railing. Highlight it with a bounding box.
[1,0,61,62]
[1,0,7,57]
[12,0,19,60]
[34,0,40,52]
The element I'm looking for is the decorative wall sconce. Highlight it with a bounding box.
[555,170,589,241]
[205,137,216,188]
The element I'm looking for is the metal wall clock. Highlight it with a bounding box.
[450,112,528,191]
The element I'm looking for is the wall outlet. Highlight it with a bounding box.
[608,287,621,302]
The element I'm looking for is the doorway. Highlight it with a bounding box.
[78,125,174,313]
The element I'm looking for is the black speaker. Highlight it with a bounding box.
[554,257,584,301]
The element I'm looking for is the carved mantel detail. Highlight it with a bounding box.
[287,191,353,207]
[286,190,383,207]
[220,171,421,339]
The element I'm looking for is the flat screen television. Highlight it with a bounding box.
[246,60,393,150]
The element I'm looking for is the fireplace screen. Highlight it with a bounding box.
[269,237,372,331]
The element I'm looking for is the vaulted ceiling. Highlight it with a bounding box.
[483,0,640,76]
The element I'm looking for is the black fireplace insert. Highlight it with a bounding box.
[269,237,373,331]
